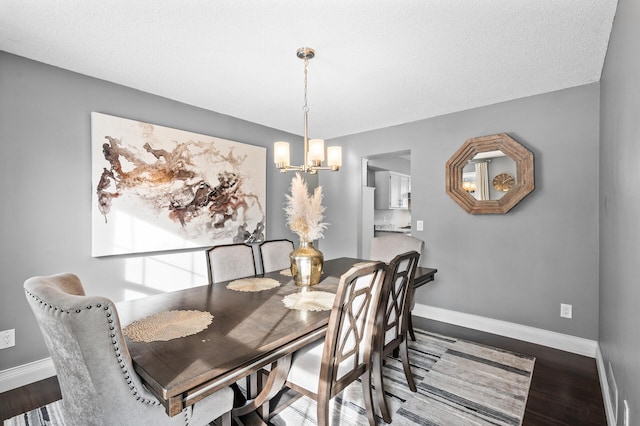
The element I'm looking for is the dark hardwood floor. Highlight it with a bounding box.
[0,318,607,425]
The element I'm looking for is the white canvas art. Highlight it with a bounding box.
[91,112,266,257]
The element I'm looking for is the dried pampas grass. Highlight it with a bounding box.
[285,173,328,242]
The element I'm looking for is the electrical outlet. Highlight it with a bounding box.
[416,220,424,231]
[0,329,15,349]
[560,303,572,318]
[623,400,629,426]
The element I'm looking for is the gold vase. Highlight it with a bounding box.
[290,240,324,286]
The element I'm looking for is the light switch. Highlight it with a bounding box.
[416,220,424,231]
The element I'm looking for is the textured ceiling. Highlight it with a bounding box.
[0,1,618,139]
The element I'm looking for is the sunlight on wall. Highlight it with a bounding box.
[94,205,202,257]
[123,289,149,300]
[100,209,212,301]
[124,251,208,299]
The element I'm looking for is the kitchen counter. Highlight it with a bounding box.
[374,225,411,235]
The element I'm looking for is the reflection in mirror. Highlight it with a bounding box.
[445,133,534,214]
[461,150,516,201]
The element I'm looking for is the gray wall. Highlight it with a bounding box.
[0,47,608,384]
[320,83,600,340]
[599,0,640,417]
[0,52,302,371]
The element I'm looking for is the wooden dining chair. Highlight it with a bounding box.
[370,233,425,340]
[372,250,420,423]
[24,273,234,426]
[258,239,294,273]
[206,242,256,284]
[270,261,387,426]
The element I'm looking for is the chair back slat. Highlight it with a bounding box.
[372,250,420,421]
[379,251,420,349]
[319,261,387,398]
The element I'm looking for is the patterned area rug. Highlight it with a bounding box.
[4,329,535,426]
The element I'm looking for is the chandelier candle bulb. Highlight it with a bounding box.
[308,139,325,164]
[327,146,342,169]
[274,141,290,168]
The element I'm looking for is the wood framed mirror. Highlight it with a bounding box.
[446,133,534,214]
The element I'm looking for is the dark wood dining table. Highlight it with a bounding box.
[117,257,437,417]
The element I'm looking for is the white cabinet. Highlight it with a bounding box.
[375,171,411,210]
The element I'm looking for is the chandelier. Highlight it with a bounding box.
[274,47,342,174]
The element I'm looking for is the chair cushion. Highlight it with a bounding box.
[287,334,366,394]
[370,234,424,264]
[287,339,324,394]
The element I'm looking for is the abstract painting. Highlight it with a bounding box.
[91,112,266,257]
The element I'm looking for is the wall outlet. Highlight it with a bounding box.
[0,329,15,349]
[416,220,424,231]
[623,400,629,426]
[560,303,572,318]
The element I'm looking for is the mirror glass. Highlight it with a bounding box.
[461,150,517,201]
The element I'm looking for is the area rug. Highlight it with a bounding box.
[4,329,535,426]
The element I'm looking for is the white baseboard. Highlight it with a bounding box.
[413,303,598,357]
[0,357,55,394]
[595,345,617,426]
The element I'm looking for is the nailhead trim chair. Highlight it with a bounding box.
[24,273,233,426]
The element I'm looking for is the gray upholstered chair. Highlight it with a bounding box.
[206,243,256,284]
[370,233,425,340]
[370,233,424,264]
[271,261,387,426]
[258,239,294,273]
[24,273,234,426]
[372,250,420,423]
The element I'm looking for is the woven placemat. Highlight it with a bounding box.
[123,310,213,343]
[352,261,377,267]
[282,291,335,311]
[227,277,281,292]
[279,268,293,277]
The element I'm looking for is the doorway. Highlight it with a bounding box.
[360,150,411,258]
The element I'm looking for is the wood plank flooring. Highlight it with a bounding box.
[0,318,607,425]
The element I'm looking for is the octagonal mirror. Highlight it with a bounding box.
[446,133,534,214]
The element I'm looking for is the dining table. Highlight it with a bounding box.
[117,257,437,418]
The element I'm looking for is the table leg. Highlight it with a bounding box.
[246,374,258,399]
[232,354,292,417]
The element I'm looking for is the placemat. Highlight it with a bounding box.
[227,277,281,292]
[279,268,293,277]
[352,261,377,267]
[123,310,213,343]
[282,291,335,311]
